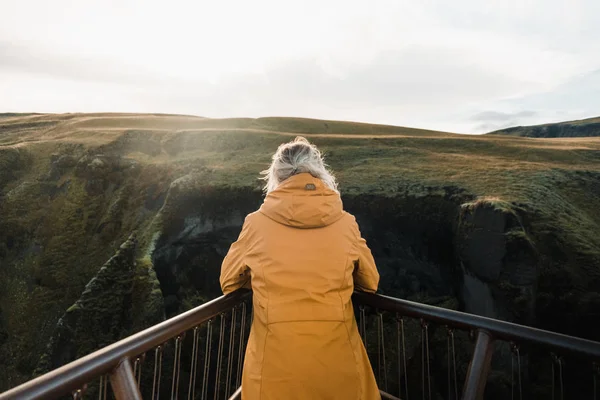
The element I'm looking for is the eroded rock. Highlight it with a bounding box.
[457,199,538,322]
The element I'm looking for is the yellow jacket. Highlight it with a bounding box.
[221,173,380,399]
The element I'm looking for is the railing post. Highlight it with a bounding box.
[110,358,142,400]
[462,329,494,400]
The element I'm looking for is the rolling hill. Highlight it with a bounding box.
[487,116,600,138]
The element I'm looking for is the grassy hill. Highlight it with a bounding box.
[488,116,600,138]
[2,113,599,276]
[1,113,600,396]
[3,112,598,194]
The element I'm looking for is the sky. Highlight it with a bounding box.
[1,0,599,134]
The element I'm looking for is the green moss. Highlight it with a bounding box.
[35,234,139,374]
[460,196,518,216]
[65,304,80,313]
[130,256,165,330]
[505,228,536,248]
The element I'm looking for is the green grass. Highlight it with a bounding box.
[3,112,600,209]
[1,112,599,389]
[2,113,598,273]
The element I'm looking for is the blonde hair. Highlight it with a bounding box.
[261,136,338,194]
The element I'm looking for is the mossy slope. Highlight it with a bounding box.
[33,234,163,374]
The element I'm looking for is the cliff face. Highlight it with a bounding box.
[457,200,538,322]
[34,234,164,376]
[1,113,599,397]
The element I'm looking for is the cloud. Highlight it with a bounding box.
[0,41,179,87]
[471,110,537,122]
[468,111,541,132]
[1,0,600,134]
[128,51,533,134]
[473,122,521,133]
[0,41,532,132]
[501,69,600,114]
[471,68,600,132]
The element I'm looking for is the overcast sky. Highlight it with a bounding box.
[1,0,599,133]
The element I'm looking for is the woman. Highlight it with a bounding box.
[220,136,380,399]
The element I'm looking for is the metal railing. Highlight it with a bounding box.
[354,291,600,400]
[0,289,252,400]
[2,289,600,400]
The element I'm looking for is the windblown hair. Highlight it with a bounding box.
[261,136,338,194]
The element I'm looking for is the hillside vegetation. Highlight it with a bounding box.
[1,113,600,397]
[488,115,600,138]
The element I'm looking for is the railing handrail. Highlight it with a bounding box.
[353,291,600,360]
[4,289,600,399]
[0,289,252,400]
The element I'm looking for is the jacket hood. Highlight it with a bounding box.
[259,173,344,228]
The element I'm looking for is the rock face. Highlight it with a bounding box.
[34,234,164,376]
[457,200,538,322]
[151,181,262,317]
[147,184,530,398]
